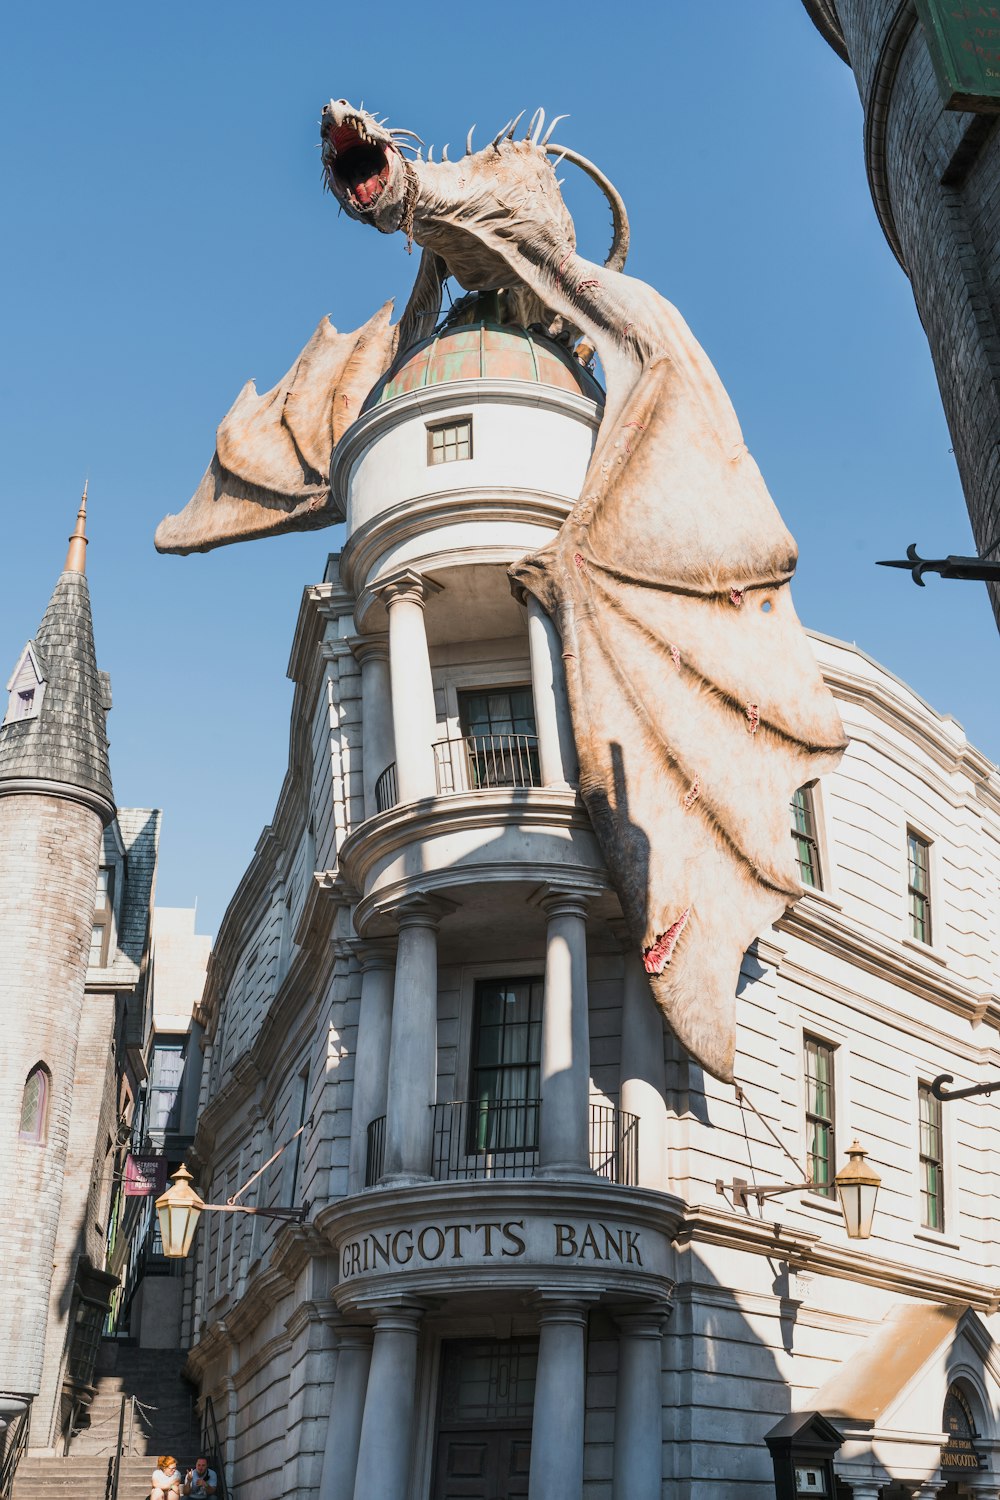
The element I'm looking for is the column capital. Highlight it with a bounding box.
[610,1300,672,1339]
[356,1297,428,1335]
[334,1324,375,1353]
[376,568,443,611]
[389,893,456,933]
[350,937,397,972]
[527,1290,599,1327]
[347,633,390,667]
[531,882,594,921]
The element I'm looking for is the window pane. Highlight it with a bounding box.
[804,1036,836,1198]
[907,833,932,943]
[428,419,472,465]
[918,1084,944,1231]
[790,787,821,889]
[20,1069,46,1140]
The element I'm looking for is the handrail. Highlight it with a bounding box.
[433,732,540,795]
[374,763,398,813]
[0,1402,30,1500]
[105,1394,127,1500]
[201,1393,229,1500]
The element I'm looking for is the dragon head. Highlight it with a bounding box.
[320,98,416,234]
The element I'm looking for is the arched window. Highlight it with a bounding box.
[19,1064,49,1143]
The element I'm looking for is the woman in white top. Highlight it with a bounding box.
[151,1455,182,1499]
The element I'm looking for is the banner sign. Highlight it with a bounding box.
[124,1154,168,1197]
[915,1,1000,112]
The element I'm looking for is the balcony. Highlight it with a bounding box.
[365,1100,638,1188]
[374,732,541,814]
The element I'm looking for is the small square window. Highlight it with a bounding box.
[427,418,472,465]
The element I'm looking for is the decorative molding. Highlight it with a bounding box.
[0,776,115,827]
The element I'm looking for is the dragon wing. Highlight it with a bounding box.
[511,297,846,1084]
[154,303,396,554]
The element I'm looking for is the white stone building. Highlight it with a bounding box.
[183,310,1000,1500]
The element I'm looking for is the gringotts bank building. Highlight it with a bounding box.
[156,102,1000,1500]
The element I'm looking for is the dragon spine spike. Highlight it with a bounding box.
[389,128,424,142]
[441,143,449,160]
[427,145,435,162]
[466,124,476,154]
[527,107,545,141]
[492,118,514,148]
[551,150,567,168]
[506,110,526,140]
[541,113,569,145]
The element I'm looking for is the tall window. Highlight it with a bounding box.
[790,785,822,889]
[907,830,933,944]
[427,417,472,464]
[19,1064,49,1143]
[148,1042,185,1133]
[468,977,543,1153]
[919,1083,945,1231]
[456,688,539,790]
[804,1036,836,1198]
[89,866,114,967]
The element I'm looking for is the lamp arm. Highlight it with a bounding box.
[715,1176,813,1210]
[931,1073,1000,1103]
[200,1201,310,1224]
[226,1116,313,1206]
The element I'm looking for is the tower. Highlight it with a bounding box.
[0,491,115,1436]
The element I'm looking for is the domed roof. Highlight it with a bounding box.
[363,321,605,410]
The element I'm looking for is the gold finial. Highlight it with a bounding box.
[64,479,89,574]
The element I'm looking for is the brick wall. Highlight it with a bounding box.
[0,791,102,1397]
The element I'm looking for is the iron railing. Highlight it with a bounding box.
[374,763,398,813]
[434,733,541,795]
[0,1403,29,1500]
[200,1393,229,1500]
[365,1114,386,1188]
[364,1102,638,1187]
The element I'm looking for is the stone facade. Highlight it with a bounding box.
[183,338,1000,1499]
[803,0,1000,626]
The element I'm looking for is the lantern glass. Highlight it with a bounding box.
[155,1163,205,1258]
[834,1141,881,1240]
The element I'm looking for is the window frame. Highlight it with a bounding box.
[89,865,116,969]
[19,1063,50,1144]
[466,975,544,1156]
[917,1080,946,1233]
[426,415,473,466]
[906,828,933,946]
[790,783,823,891]
[803,1033,837,1201]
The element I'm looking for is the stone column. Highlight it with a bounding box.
[347,941,396,1194]
[612,1306,668,1500]
[528,1297,590,1500]
[538,889,592,1177]
[526,594,578,788]
[318,1327,373,1500]
[378,571,440,805]
[382,897,447,1184]
[618,947,669,1189]
[351,1303,424,1500]
[348,635,393,817]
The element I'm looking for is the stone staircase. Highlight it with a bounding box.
[13,1344,202,1500]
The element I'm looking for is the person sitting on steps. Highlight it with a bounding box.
[151,1455,182,1500]
[184,1455,218,1496]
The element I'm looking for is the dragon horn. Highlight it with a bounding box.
[545,142,630,272]
[441,143,449,160]
[390,128,425,143]
[541,114,569,145]
[527,107,544,141]
[506,110,526,139]
[427,144,435,161]
[492,118,514,147]
[466,124,476,154]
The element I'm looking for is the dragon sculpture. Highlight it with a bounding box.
[156,101,847,1084]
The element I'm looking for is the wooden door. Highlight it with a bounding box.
[432,1428,531,1500]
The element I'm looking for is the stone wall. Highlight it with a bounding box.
[0,791,102,1397]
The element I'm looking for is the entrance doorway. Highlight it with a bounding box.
[431,1338,537,1500]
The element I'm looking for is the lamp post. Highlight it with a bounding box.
[155,1118,312,1258]
[716,1139,882,1240]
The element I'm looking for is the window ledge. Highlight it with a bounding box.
[914,1226,960,1250]
[797,887,843,914]
[902,936,948,967]
[799,1192,842,1217]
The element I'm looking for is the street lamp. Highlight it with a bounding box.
[155,1117,313,1258]
[716,1139,882,1240]
[833,1140,881,1240]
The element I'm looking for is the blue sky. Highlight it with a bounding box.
[1,2,995,936]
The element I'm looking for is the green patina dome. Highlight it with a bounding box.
[363,320,604,410]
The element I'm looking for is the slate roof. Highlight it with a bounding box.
[0,569,114,810]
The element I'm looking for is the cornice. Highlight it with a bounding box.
[0,776,116,827]
[777,896,999,1033]
[799,0,849,63]
[331,378,602,511]
[680,1204,999,1310]
[340,487,570,599]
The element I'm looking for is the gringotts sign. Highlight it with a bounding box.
[155,102,846,1082]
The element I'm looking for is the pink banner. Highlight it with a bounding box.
[124,1155,168,1197]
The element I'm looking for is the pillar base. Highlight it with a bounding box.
[534,1163,595,1181]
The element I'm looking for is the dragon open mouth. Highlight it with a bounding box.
[319,103,406,228]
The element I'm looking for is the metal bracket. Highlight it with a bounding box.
[715,1177,813,1210]
[931,1073,1000,1103]
[877,538,1000,587]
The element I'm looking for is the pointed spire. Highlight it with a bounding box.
[64,480,89,574]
